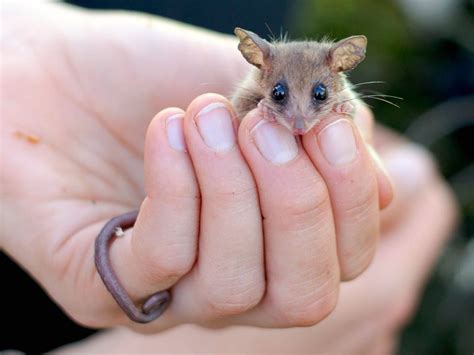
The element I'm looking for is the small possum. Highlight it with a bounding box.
[231,27,367,135]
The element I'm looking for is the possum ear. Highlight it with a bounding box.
[329,35,367,72]
[234,27,273,70]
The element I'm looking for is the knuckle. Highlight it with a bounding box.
[146,159,200,203]
[204,297,258,318]
[283,181,328,217]
[204,289,264,317]
[135,239,196,282]
[340,243,376,281]
[336,182,379,281]
[274,182,331,231]
[64,299,124,329]
[143,248,195,282]
[342,181,378,219]
[270,280,339,327]
[287,194,329,221]
[202,182,257,208]
[67,309,108,328]
[131,208,197,282]
[202,273,265,317]
[340,231,378,281]
[158,181,201,202]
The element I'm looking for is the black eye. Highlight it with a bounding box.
[313,83,327,101]
[271,83,286,102]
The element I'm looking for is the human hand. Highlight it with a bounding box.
[54,129,458,354]
[1,0,247,326]
[1,2,392,331]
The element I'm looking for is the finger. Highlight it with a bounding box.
[379,143,441,231]
[175,94,264,320]
[353,102,374,144]
[236,109,340,327]
[104,108,199,324]
[367,145,394,210]
[336,146,457,333]
[291,147,457,349]
[303,113,379,280]
[353,103,394,209]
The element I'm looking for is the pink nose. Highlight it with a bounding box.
[292,117,307,135]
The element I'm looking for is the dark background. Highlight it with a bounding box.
[1,1,473,354]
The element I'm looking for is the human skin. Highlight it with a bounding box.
[1,1,457,349]
[54,128,457,354]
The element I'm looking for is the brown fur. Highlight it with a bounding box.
[231,28,366,134]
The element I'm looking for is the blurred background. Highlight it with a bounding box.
[1,0,473,353]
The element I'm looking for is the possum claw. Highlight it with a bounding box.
[258,101,276,122]
[333,102,355,115]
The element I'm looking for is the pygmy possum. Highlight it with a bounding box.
[231,27,367,135]
[94,28,369,325]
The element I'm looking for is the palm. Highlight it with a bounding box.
[1,2,246,317]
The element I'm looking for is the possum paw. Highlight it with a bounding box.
[258,101,277,122]
[333,102,355,115]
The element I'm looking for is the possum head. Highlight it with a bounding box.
[234,27,367,135]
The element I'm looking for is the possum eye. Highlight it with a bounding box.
[271,83,287,102]
[312,83,327,101]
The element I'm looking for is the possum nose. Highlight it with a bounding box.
[294,117,305,130]
[292,117,307,135]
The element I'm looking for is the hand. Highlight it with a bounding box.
[55,128,458,354]
[1,0,247,325]
[1,2,392,331]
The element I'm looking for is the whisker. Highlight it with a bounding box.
[337,95,398,108]
[359,89,386,96]
[352,80,386,87]
[360,96,401,108]
[359,92,404,100]
[265,23,276,41]
[337,97,359,103]
[279,27,289,42]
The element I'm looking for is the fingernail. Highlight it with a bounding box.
[252,121,298,164]
[318,118,357,166]
[195,103,236,152]
[166,114,186,152]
